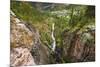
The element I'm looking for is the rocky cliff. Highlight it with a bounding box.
[10,11,50,66]
[62,29,95,62]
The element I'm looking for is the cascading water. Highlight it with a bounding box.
[51,23,56,52]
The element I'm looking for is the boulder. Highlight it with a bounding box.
[10,47,36,66]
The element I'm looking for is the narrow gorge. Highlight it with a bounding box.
[10,1,95,66]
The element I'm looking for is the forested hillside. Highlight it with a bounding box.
[10,1,95,66]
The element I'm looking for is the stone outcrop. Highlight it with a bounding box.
[62,30,95,62]
[10,11,37,66]
[10,11,50,66]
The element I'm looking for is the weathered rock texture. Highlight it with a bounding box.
[10,11,37,66]
[10,11,50,66]
[62,30,95,62]
[10,47,36,66]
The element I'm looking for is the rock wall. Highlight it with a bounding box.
[62,30,95,62]
[10,11,49,66]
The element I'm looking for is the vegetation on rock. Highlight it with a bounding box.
[10,1,95,66]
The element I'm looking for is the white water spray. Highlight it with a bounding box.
[51,23,56,51]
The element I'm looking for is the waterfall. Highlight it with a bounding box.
[51,23,56,51]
